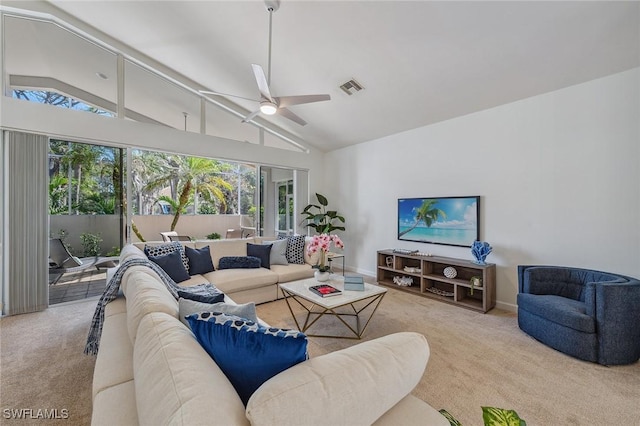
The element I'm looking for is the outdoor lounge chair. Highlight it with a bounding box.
[48,238,99,285]
[168,235,192,242]
[159,231,178,242]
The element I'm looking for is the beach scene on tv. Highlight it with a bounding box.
[398,197,479,247]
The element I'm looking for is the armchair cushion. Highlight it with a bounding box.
[517,294,594,333]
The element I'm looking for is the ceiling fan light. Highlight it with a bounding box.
[260,102,277,115]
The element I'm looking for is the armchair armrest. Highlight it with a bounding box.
[246,332,430,426]
[593,280,640,365]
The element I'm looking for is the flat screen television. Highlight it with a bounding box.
[398,196,480,247]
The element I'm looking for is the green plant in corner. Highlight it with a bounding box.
[206,232,221,240]
[300,193,345,234]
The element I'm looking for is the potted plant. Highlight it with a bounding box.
[300,193,346,234]
[307,234,344,281]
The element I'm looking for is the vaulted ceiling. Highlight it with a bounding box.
[11,1,640,151]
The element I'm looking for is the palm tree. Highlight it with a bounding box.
[398,199,446,238]
[147,155,233,231]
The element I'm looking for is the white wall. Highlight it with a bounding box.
[325,68,640,310]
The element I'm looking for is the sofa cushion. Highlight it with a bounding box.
[280,235,306,264]
[262,239,289,266]
[187,312,308,405]
[144,241,190,274]
[148,250,190,283]
[270,263,314,283]
[185,245,215,275]
[91,380,138,426]
[123,271,179,344]
[196,238,252,269]
[517,293,595,333]
[247,243,272,269]
[119,244,147,264]
[178,298,258,328]
[202,268,278,294]
[373,395,450,426]
[218,256,261,270]
[134,312,249,425]
[92,311,133,399]
[246,332,430,426]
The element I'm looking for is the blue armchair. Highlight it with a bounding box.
[517,265,640,365]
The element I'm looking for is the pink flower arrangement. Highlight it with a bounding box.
[307,233,344,272]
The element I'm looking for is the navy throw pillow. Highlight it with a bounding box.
[218,256,261,270]
[247,243,272,269]
[148,250,190,283]
[177,289,225,304]
[187,312,308,405]
[185,245,215,275]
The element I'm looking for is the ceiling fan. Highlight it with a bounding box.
[199,0,330,126]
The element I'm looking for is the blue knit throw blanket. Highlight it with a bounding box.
[84,257,221,355]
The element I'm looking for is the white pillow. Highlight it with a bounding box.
[178,298,258,328]
[246,332,430,426]
[263,240,289,265]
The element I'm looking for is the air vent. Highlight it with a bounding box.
[339,79,364,96]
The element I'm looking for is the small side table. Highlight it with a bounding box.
[327,252,345,276]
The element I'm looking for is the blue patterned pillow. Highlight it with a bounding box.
[187,312,308,405]
[144,242,189,273]
[218,256,261,270]
[278,235,306,264]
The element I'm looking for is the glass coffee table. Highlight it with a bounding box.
[279,276,387,339]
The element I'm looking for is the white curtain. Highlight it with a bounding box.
[2,131,49,315]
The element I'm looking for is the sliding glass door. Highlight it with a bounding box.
[48,140,125,303]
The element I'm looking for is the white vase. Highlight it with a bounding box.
[314,270,330,282]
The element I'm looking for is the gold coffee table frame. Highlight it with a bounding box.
[279,277,387,339]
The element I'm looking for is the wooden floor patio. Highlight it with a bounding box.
[49,268,107,305]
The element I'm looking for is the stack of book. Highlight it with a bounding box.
[344,275,365,291]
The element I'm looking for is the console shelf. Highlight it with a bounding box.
[376,250,496,313]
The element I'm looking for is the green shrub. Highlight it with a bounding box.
[205,232,221,240]
[80,232,103,257]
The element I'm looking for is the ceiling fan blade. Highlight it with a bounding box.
[277,107,307,126]
[251,64,274,102]
[276,94,331,108]
[242,109,261,123]
[199,90,259,103]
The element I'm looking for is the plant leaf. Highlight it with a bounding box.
[316,193,328,206]
[482,406,526,426]
[439,409,463,426]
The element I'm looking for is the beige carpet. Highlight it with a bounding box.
[256,288,640,425]
[0,298,97,426]
[1,289,639,425]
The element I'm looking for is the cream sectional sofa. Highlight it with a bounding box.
[91,243,448,425]
[132,237,316,304]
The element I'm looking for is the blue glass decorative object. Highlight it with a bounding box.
[471,241,492,265]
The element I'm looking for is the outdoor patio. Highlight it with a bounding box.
[49,269,107,305]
